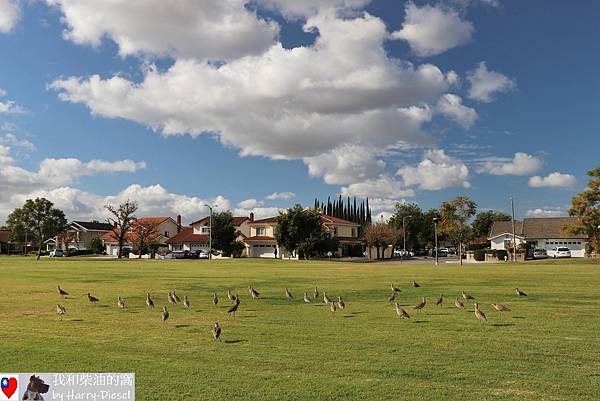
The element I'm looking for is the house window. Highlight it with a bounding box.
[201,226,210,233]
[256,227,265,236]
[351,227,357,237]
[164,231,170,238]
[333,227,338,236]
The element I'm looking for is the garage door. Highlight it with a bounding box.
[252,245,275,258]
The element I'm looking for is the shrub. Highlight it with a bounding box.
[473,249,486,261]
[67,249,95,256]
[494,249,508,261]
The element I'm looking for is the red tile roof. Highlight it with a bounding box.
[250,217,278,224]
[245,236,276,241]
[190,216,249,226]
[319,215,361,226]
[137,216,172,225]
[165,227,209,245]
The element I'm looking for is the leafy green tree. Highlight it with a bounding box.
[568,166,600,254]
[88,236,105,254]
[210,211,237,256]
[472,210,511,238]
[6,198,67,260]
[275,205,326,259]
[439,196,477,266]
[389,203,437,252]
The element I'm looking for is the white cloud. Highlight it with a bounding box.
[467,62,516,103]
[0,0,20,33]
[256,0,371,19]
[478,152,542,176]
[0,133,34,150]
[436,94,477,128]
[525,207,567,218]
[396,149,470,190]
[45,0,279,61]
[0,144,13,165]
[340,176,415,199]
[528,172,577,189]
[0,100,24,114]
[265,191,295,200]
[390,2,474,57]
[0,86,6,97]
[50,11,453,186]
[238,198,264,208]
[233,206,282,219]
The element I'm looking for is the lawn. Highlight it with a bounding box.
[1,257,599,400]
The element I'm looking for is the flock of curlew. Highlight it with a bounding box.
[54,283,528,341]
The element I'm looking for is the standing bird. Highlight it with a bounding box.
[330,302,337,313]
[491,303,511,312]
[323,292,332,305]
[172,291,182,304]
[394,303,410,319]
[146,293,155,309]
[303,292,311,303]
[314,286,319,299]
[285,287,293,300]
[212,322,222,342]
[87,293,99,304]
[162,306,169,323]
[227,290,236,302]
[168,292,177,305]
[117,296,125,309]
[249,286,260,300]
[58,286,69,297]
[454,298,465,309]
[56,304,67,320]
[391,284,401,293]
[183,295,190,309]
[474,303,487,322]
[462,291,475,300]
[212,293,219,305]
[227,298,240,318]
[414,297,426,310]
[388,291,396,303]
[435,294,444,307]
[412,281,420,288]
[337,296,345,310]
[516,288,528,297]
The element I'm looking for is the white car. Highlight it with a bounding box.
[198,251,209,259]
[394,249,413,258]
[49,249,64,257]
[551,247,571,258]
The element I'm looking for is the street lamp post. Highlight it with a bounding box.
[204,204,218,260]
[510,196,517,262]
[433,217,440,266]
[402,215,412,261]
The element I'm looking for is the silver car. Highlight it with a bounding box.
[533,249,547,259]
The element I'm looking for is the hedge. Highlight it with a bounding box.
[473,249,486,261]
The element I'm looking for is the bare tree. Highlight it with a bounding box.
[57,229,77,252]
[130,219,160,258]
[105,200,138,259]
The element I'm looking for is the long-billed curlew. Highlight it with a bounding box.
[249,286,260,300]
[87,293,99,304]
[474,303,487,322]
[454,297,465,309]
[395,303,410,319]
[212,322,222,342]
[462,290,475,300]
[285,287,293,300]
[303,292,311,303]
[117,296,125,309]
[172,291,182,304]
[56,304,67,320]
[330,302,337,313]
[58,286,69,297]
[183,295,190,309]
[414,297,426,310]
[516,288,527,297]
[388,291,396,303]
[168,292,177,305]
[323,292,332,305]
[491,303,511,312]
[212,293,219,305]
[314,286,319,299]
[435,294,444,307]
[391,284,401,293]
[146,293,155,308]
[227,290,236,302]
[162,306,169,323]
[227,298,240,318]
[337,296,345,309]
[413,281,420,288]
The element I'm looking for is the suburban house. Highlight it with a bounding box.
[488,217,587,257]
[102,216,181,256]
[0,229,20,254]
[167,215,252,253]
[46,220,114,251]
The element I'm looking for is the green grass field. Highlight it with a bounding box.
[1,257,599,400]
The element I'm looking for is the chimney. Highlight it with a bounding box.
[176,215,182,232]
[249,212,254,222]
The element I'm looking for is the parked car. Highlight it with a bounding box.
[170,251,186,259]
[198,251,209,259]
[49,249,64,257]
[394,249,414,258]
[533,248,548,259]
[437,248,449,257]
[551,247,571,258]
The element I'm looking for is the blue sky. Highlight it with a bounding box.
[0,0,598,223]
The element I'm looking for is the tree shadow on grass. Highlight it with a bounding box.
[224,339,247,344]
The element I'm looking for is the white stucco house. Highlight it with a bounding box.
[488,217,588,257]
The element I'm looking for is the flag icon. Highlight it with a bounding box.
[0,375,18,400]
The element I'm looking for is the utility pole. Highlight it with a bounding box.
[204,204,218,260]
[511,196,517,262]
[433,217,440,266]
[402,215,412,262]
